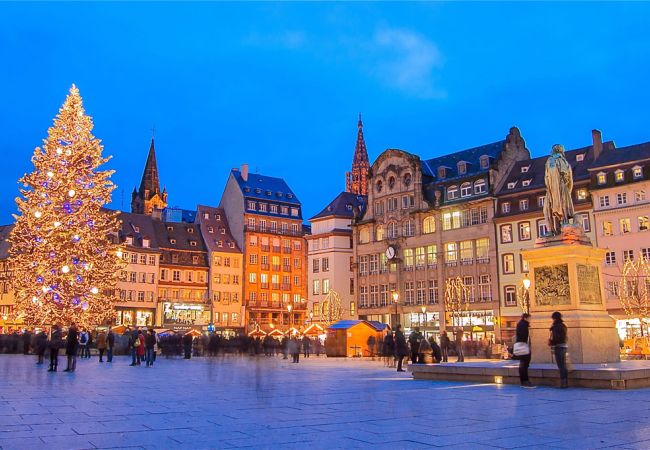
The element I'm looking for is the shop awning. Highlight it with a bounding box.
[302,323,325,336]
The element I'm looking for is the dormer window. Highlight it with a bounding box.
[167,226,174,231]
[576,154,585,162]
[457,161,467,175]
[266,190,272,196]
[229,242,235,248]
[521,165,530,173]
[255,188,262,194]
[126,236,133,245]
[474,179,487,194]
[447,185,459,200]
[203,213,209,219]
[244,187,251,193]
[633,166,643,179]
[133,226,140,233]
[208,226,214,233]
[215,214,221,220]
[187,227,194,234]
[286,193,293,199]
[170,239,176,244]
[346,204,353,210]
[438,167,447,179]
[190,240,197,247]
[221,228,226,234]
[522,179,531,187]
[597,172,607,185]
[507,181,518,189]
[276,192,283,198]
[480,155,490,170]
[217,240,223,247]
[259,203,267,212]
[502,202,511,213]
[615,170,624,182]
[247,201,256,211]
[460,182,472,197]
[142,238,150,248]
[519,199,529,211]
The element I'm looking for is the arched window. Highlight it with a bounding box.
[359,228,370,244]
[375,225,384,242]
[422,216,435,234]
[460,182,472,197]
[375,179,383,193]
[474,179,487,194]
[447,185,458,200]
[403,220,415,237]
[387,222,399,239]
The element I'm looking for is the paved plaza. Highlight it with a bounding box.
[1,355,650,449]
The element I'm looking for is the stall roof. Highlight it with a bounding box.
[366,321,390,331]
[328,320,364,330]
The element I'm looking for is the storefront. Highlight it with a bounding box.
[115,308,155,327]
[162,302,210,331]
[403,312,440,339]
[449,310,495,341]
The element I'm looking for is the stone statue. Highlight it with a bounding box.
[543,144,575,236]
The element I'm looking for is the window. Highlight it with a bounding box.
[428,280,439,304]
[518,222,531,241]
[474,179,487,194]
[480,155,490,169]
[633,166,643,179]
[602,221,613,236]
[249,272,257,283]
[599,196,610,207]
[500,224,513,243]
[460,182,472,197]
[131,253,138,263]
[359,256,368,276]
[537,220,548,238]
[605,251,616,265]
[312,280,320,295]
[374,201,384,216]
[636,190,646,202]
[422,216,435,234]
[458,161,467,175]
[521,165,530,173]
[172,270,181,282]
[597,172,607,185]
[387,222,399,239]
[538,196,545,207]
[507,181,517,189]
[442,211,461,230]
[322,257,329,272]
[403,220,415,237]
[501,202,510,214]
[387,197,398,211]
[615,170,624,182]
[401,195,415,209]
[281,206,289,215]
[475,238,489,262]
[642,248,650,261]
[404,281,414,304]
[504,286,517,306]
[322,279,330,295]
[388,176,396,190]
[624,250,634,262]
[607,281,619,297]
[447,186,458,200]
[519,199,529,211]
[576,189,588,200]
[617,193,627,205]
[148,255,156,265]
[290,207,299,217]
[359,286,368,307]
[479,275,491,301]
[375,225,384,242]
[438,167,447,179]
[522,180,531,187]
[639,216,649,231]
[270,204,278,214]
[576,153,585,162]
[415,247,425,268]
[359,228,370,244]
[248,201,256,211]
[312,259,319,273]
[620,218,631,234]
[160,269,168,280]
[426,245,437,266]
[502,254,515,274]
[404,249,414,269]
[460,240,473,263]
[369,254,379,274]
[445,242,458,264]
[463,276,475,303]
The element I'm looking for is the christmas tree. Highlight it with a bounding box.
[9,85,121,328]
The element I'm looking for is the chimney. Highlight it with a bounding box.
[241,163,249,182]
[592,129,603,161]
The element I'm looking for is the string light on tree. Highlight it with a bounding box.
[9,84,123,329]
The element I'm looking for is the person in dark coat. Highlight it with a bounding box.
[106,329,115,362]
[394,324,408,372]
[145,329,157,367]
[430,336,442,363]
[34,330,48,365]
[440,331,450,362]
[128,328,139,366]
[22,329,31,355]
[47,324,63,372]
[549,311,569,388]
[302,335,311,358]
[516,313,534,387]
[454,328,465,362]
[63,323,78,372]
[383,331,395,367]
[408,328,423,364]
[183,333,193,359]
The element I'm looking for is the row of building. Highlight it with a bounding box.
[0,118,649,341]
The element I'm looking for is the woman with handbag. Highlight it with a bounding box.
[548,311,569,388]
[514,313,534,388]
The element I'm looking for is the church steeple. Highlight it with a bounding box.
[131,137,168,215]
[346,113,370,196]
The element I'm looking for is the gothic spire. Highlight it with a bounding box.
[346,113,370,196]
[139,138,161,196]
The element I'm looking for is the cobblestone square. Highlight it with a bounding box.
[2,355,650,449]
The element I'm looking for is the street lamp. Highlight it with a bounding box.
[421,305,427,327]
[287,304,293,332]
[522,274,531,314]
[392,291,400,327]
[309,311,314,323]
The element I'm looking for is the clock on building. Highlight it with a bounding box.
[385,246,396,260]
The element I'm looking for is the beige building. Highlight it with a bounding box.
[115,212,161,327]
[354,127,529,340]
[494,132,607,338]
[589,139,650,338]
[0,225,16,332]
[196,205,244,335]
[308,192,365,324]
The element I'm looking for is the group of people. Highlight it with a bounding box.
[43,323,116,372]
[126,327,159,367]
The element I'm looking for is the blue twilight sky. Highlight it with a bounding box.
[1,2,650,224]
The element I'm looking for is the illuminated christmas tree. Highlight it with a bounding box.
[9,85,121,328]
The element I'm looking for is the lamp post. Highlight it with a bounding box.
[392,291,400,328]
[309,311,313,324]
[522,274,531,315]
[287,304,293,333]
[421,305,427,328]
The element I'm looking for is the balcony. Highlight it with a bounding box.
[445,261,458,267]
[460,258,474,266]
[261,245,270,252]
[272,283,280,290]
[283,265,291,272]
[261,263,270,270]
[283,247,292,254]
[272,265,281,271]
[261,283,269,289]
[404,266,414,272]
[416,264,425,271]
[244,225,304,237]
[477,257,490,264]
[281,283,291,290]
[428,263,438,269]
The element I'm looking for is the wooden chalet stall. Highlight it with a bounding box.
[325,320,387,357]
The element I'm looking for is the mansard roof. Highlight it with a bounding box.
[196,205,241,253]
[421,140,505,180]
[231,170,301,206]
[310,191,366,221]
[117,212,160,250]
[590,141,650,169]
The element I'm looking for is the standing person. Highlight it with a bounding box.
[548,311,569,388]
[281,336,289,359]
[128,328,139,366]
[183,332,193,359]
[85,330,93,359]
[394,324,408,372]
[289,337,300,363]
[302,335,311,358]
[430,336,442,363]
[22,328,31,355]
[440,331,450,363]
[408,327,422,364]
[367,335,376,358]
[78,328,88,359]
[382,331,395,367]
[35,329,48,365]
[454,328,465,362]
[106,328,115,363]
[145,329,156,367]
[63,323,78,372]
[136,330,145,365]
[96,329,107,363]
[47,324,62,372]
[515,313,534,388]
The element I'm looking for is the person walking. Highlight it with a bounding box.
[394,324,408,372]
[106,329,115,362]
[382,331,395,367]
[63,323,78,372]
[22,329,32,355]
[96,329,107,363]
[302,335,311,358]
[440,331,450,362]
[290,337,300,363]
[136,330,145,365]
[145,329,156,367]
[47,324,63,372]
[454,328,465,362]
[515,313,534,388]
[408,327,422,364]
[78,328,88,359]
[34,329,47,365]
[548,311,569,388]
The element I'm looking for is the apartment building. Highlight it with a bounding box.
[0,225,15,332]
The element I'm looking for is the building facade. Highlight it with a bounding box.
[308,192,365,325]
[354,127,529,341]
[0,225,15,332]
[131,138,168,215]
[115,212,161,327]
[220,165,308,332]
[196,205,244,335]
[153,221,210,331]
[494,131,608,338]
[589,139,650,338]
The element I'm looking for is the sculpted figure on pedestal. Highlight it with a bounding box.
[543,144,575,236]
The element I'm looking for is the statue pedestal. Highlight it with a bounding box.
[521,232,620,365]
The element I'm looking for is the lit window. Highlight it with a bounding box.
[597,172,607,185]
[633,166,643,179]
[599,196,610,207]
[423,216,436,234]
[615,170,624,182]
[502,254,515,274]
[519,199,529,211]
[576,189,588,200]
[602,221,613,236]
[501,202,510,214]
[500,224,513,243]
[639,216,649,232]
[460,182,472,197]
[620,218,631,234]
[447,185,459,200]
[518,222,531,241]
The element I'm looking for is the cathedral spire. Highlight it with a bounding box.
[139,138,161,196]
[346,113,370,196]
[131,136,168,215]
